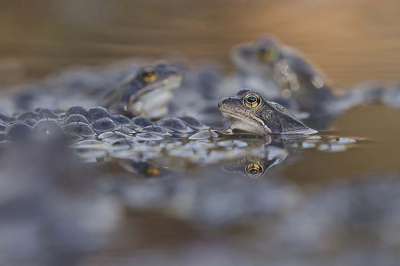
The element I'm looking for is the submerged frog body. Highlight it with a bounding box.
[218,89,317,135]
[103,62,183,119]
[232,37,335,115]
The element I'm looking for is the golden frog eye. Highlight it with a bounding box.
[146,166,160,177]
[245,163,264,178]
[243,93,261,108]
[141,67,157,83]
[257,45,278,62]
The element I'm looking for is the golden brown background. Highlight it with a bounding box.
[1,0,400,89]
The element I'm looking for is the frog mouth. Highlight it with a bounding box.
[281,127,318,135]
[220,110,317,135]
[219,109,248,122]
[220,110,271,134]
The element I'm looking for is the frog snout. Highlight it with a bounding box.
[218,97,230,109]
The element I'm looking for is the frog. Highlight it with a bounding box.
[231,37,335,115]
[102,62,183,119]
[218,89,317,135]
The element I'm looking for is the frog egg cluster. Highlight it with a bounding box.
[0,106,209,144]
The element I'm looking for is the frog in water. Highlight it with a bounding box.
[103,62,183,119]
[218,89,317,135]
[231,37,335,115]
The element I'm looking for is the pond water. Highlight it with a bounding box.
[1,1,400,266]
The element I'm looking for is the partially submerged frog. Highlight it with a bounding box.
[103,63,183,119]
[218,89,317,135]
[232,37,335,115]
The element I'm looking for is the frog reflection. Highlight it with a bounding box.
[221,148,287,179]
[119,160,177,178]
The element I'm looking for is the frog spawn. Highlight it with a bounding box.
[58,108,265,165]
[0,104,357,169]
[0,88,357,180]
[0,106,218,159]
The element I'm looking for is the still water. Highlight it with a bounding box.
[1,0,400,266]
[2,0,400,88]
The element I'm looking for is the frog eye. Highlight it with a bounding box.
[245,163,264,178]
[257,45,279,62]
[243,93,261,108]
[141,67,158,83]
[146,166,160,177]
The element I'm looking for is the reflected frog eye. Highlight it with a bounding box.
[257,45,278,62]
[243,93,261,108]
[146,166,160,177]
[141,67,158,83]
[245,163,264,178]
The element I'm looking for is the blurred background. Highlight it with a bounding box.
[2,1,400,265]
[1,0,400,89]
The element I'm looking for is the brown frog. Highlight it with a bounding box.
[103,63,183,119]
[218,89,317,135]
